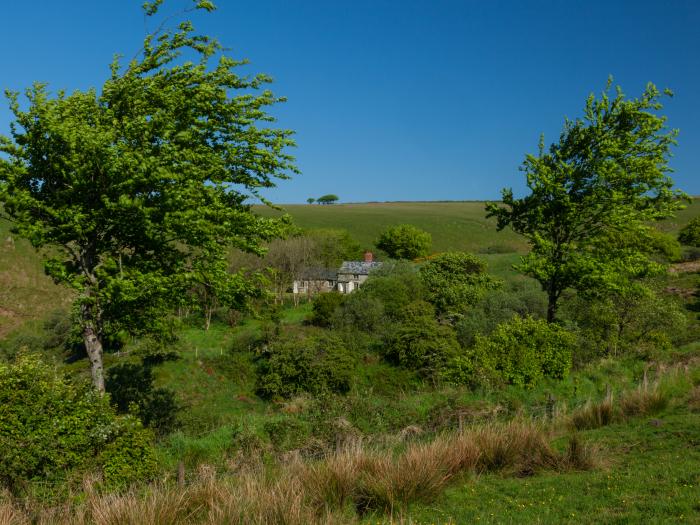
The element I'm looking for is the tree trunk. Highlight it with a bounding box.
[83,322,105,393]
[205,306,212,331]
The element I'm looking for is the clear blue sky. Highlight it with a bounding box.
[1,1,698,203]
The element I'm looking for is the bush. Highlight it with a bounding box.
[256,334,356,399]
[106,362,179,437]
[455,280,546,347]
[560,285,688,361]
[0,353,156,490]
[678,215,700,247]
[383,301,460,379]
[308,292,345,327]
[375,224,432,260]
[461,316,575,388]
[419,252,501,319]
[339,261,423,322]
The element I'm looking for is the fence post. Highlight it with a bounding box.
[177,461,185,487]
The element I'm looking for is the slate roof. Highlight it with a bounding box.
[337,261,383,276]
[299,267,338,281]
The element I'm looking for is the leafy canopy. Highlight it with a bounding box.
[486,79,687,321]
[0,1,296,390]
[317,194,339,204]
[419,252,501,319]
[376,223,432,260]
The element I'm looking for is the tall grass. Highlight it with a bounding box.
[568,365,690,431]
[0,418,599,525]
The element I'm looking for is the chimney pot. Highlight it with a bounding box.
[364,251,373,263]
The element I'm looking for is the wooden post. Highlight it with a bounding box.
[546,393,555,420]
[177,461,185,487]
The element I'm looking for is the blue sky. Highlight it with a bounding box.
[1,0,698,203]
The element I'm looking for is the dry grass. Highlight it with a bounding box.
[568,369,681,432]
[0,418,598,524]
[688,385,700,412]
[569,396,616,431]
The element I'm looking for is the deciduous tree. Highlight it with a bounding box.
[486,80,687,322]
[376,224,432,260]
[0,1,296,391]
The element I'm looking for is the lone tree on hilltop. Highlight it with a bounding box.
[486,79,687,322]
[376,224,432,260]
[317,194,339,205]
[0,0,296,392]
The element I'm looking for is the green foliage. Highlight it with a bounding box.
[561,284,688,361]
[376,224,432,260]
[309,292,346,327]
[306,197,316,204]
[105,362,179,436]
[306,228,363,267]
[0,353,155,489]
[678,215,700,247]
[486,80,687,322]
[255,333,356,399]
[357,261,424,319]
[455,280,547,348]
[317,194,340,204]
[383,301,460,378]
[98,416,158,490]
[419,252,501,319]
[0,5,295,390]
[465,316,575,388]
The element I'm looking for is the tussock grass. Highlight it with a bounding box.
[568,366,691,431]
[11,364,698,524]
[0,419,596,524]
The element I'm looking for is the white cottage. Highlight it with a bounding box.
[336,252,382,294]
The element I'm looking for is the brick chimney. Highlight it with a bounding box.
[364,251,373,263]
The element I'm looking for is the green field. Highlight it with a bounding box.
[1,199,700,523]
[258,199,700,251]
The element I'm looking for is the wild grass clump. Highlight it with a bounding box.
[568,366,690,432]
[569,396,616,431]
[687,385,700,412]
[0,418,597,523]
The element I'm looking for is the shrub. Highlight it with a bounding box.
[419,252,501,319]
[375,224,432,260]
[383,301,460,379]
[256,334,356,399]
[678,215,700,247]
[561,285,688,361]
[106,362,179,437]
[455,280,546,347]
[0,353,156,490]
[99,416,158,490]
[308,292,345,327]
[465,316,575,388]
[356,261,424,319]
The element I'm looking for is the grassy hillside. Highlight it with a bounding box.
[0,219,69,338]
[258,198,700,251]
[257,201,530,253]
[2,198,699,338]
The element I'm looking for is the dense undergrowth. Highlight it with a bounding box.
[0,356,698,524]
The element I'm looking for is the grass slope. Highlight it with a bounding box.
[402,407,700,524]
[258,199,700,253]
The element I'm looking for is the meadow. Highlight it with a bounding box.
[1,200,699,524]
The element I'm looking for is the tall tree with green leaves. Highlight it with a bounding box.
[486,80,687,322]
[0,1,296,391]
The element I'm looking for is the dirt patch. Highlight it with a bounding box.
[669,261,700,274]
[0,307,17,318]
